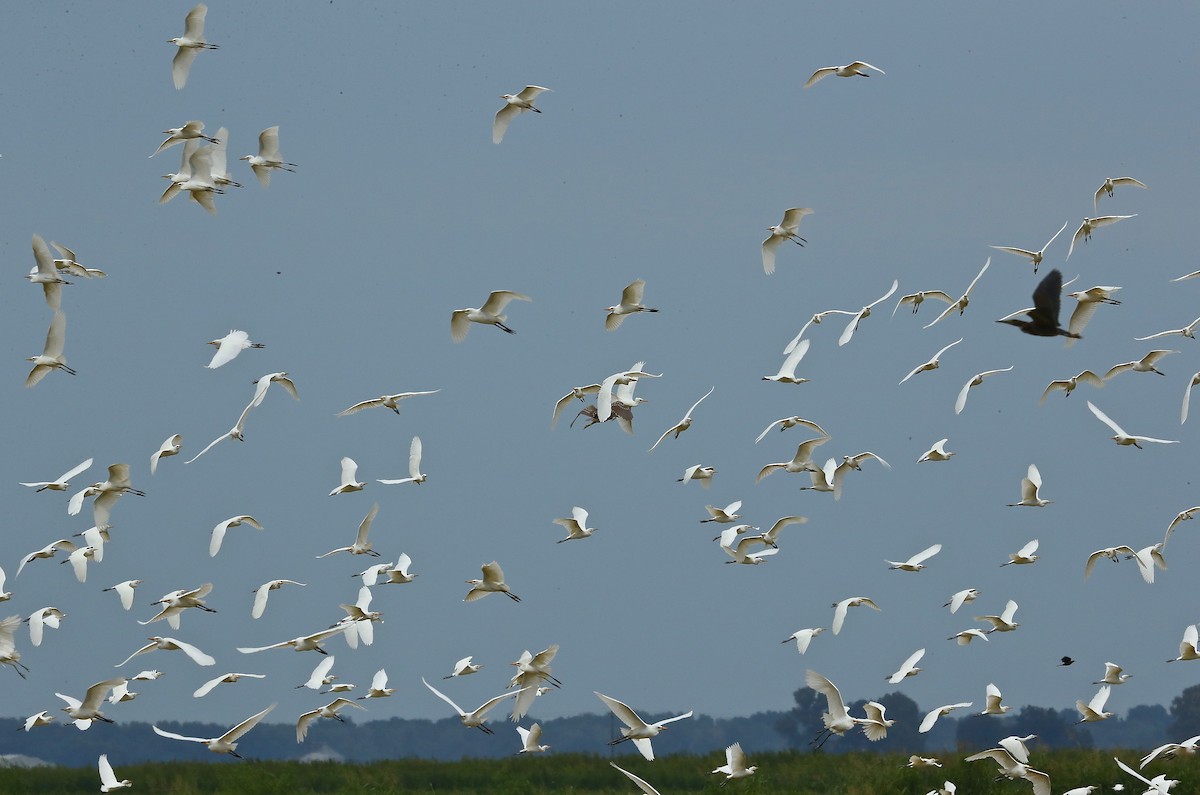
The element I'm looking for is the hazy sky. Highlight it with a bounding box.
[3,1,1199,741]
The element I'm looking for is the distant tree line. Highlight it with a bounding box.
[3,684,1199,768]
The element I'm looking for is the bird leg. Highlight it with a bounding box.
[495,322,516,334]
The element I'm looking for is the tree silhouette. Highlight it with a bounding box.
[1169,683,1200,737]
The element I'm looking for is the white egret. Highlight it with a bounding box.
[606,279,658,329]
[1001,540,1039,567]
[831,596,880,635]
[451,290,532,341]
[151,120,217,157]
[210,515,263,557]
[944,588,979,614]
[61,546,97,583]
[358,669,394,700]
[887,543,941,572]
[1130,543,1167,585]
[444,656,483,678]
[982,683,1010,715]
[1105,349,1178,381]
[0,615,28,678]
[20,457,92,492]
[25,310,75,387]
[1095,662,1132,685]
[990,221,1069,273]
[551,384,602,428]
[297,656,338,691]
[509,645,561,720]
[246,371,299,409]
[56,678,126,729]
[925,258,990,328]
[857,701,895,742]
[804,670,856,748]
[0,567,8,602]
[955,367,1013,414]
[193,672,265,698]
[748,515,807,548]
[839,279,899,345]
[251,579,305,619]
[948,628,989,646]
[1040,370,1104,403]
[515,722,551,754]
[783,309,858,353]
[1067,215,1136,260]
[1095,176,1148,210]
[976,599,1020,632]
[117,636,214,667]
[493,86,550,144]
[237,626,347,655]
[464,561,520,602]
[966,747,1051,794]
[206,330,264,369]
[185,405,252,465]
[762,338,811,384]
[594,691,693,760]
[1168,625,1200,662]
[754,415,826,443]
[781,627,824,655]
[700,501,743,524]
[240,126,297,186]
[596,361,662,422]
[22,711,54,731]
[207,127,241,187]
[804,61,884,88]
[423,677,524,734]
[648,386,714,451]
[27,234,68,310]
[152,704,275,757]
[16,539,77,576]
[920,702,973,733]
[762,207,813,274]
[917,438,954,463]
[1077,685,1114,722]
[381,553,417,584]
[49,241,105,278]
[899,339,963,384]
[140,583,216,629]
[722,536,779,565]
[329,457,367,496]
[1087,401,1179,448]
[886,648,925,683]
[168,4,218,89]
[893,289,954,317]
[1140,737,1200,769]
[1135,315,1200,341]
[1164,506,1200,547]
[908,755,943,768]
[26,606,65,647]
[553,506,596,542]
[711,742,757,779]
[376,436,426,485]
[150,434,183,475]
[1008,464,1051,506]
[678,464,716,487]
[1084,546,1137,579]
[756,436,829,482]
[337,390,440,417]
[1065,285,1122,343]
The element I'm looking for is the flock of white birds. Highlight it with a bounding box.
[3,3,1198,794]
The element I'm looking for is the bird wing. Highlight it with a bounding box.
[450,310,471,342]
[337,398,384,416]
[339,457,360,487]
[207,331,248,369]
[838,310,866,346]
[754,419,786,444]
[761,235,783,275]
[1087,401,1126,436]
[609,762,662,795]
[355,503,379,546]
[923,301,959,329]
[422,677,466,716]
[472,688,523,721]
[407,436,423,479]
[223,703,276,743]
[910,544,942,565]
[831,601,850,634]
[594,691,645,730]
[172,47,199,89]
[681,386,715,421]
[168,638,215,666]
[805,670,847,720]
[631,737,655,761]
[193,675,229,698]
[482,290,531,315]
[481,561,505,585]
[605,311,626,331]
[773,338,810,379]
[185,431,228,464]
[621,279,645,305]
[83,678,127,710]
[153,725,209,743]
[803,67,836,88]
[990,245,1037,261]
[492,105,521,144]
[648,424,678,452]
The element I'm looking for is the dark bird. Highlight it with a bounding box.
[1059,656,1075,666]
[996,269,1081,338]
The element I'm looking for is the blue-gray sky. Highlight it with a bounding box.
[3,1,1199,736]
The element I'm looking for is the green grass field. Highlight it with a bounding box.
[2,749,1194,794]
